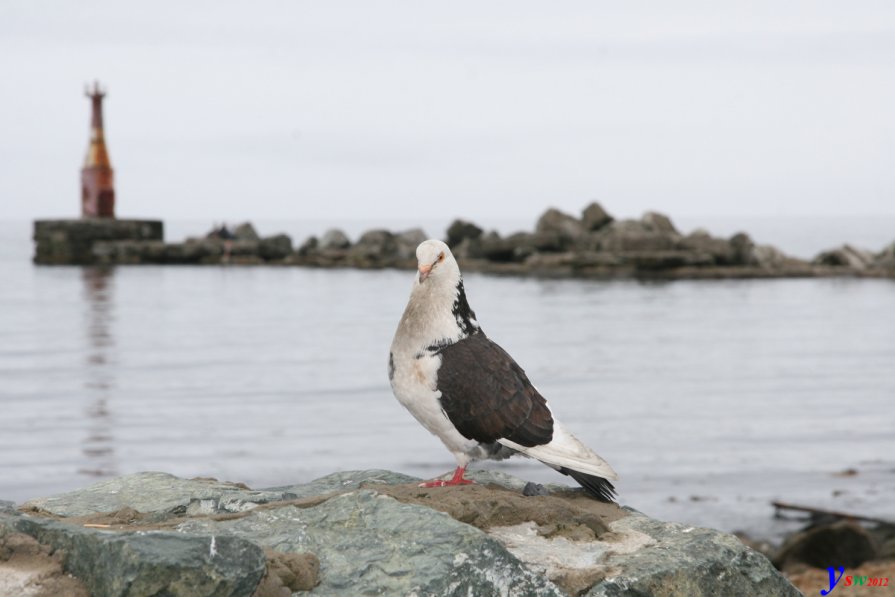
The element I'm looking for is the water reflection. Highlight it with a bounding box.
[79,267,118,478]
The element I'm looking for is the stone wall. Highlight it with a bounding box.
[33,219,163,265]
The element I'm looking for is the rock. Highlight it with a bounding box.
[775,521,879,571]
[535,208,584,249]
[641,211,679,235]
[445,219,484,248]
[584,515,800,597]
[729,233,757,266]
[22,472,296,517]
[179,490,564,596]
[875,241,895,270]
[479,231,519,263]
[6,469,798,596]
[591,220,677,252]
[813,244,876,270]
[265,469,421,499]
[676,230,734,265]
[395,228,428,260]
[1,507,266,597]
[581,202,613,231]
[296,235,318,257]
[320,229,351,250]
[450,236,484,260]
[347,229,398,263]
[258,234,293,261]
[233,222,260,241]
[752,244,789,269]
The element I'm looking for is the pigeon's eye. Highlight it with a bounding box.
[437,253,445,262]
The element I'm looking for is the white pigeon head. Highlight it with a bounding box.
[415,239,460,286]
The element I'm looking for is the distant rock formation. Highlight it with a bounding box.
[294,203,895,279]
[3,470,800,596]
[32,204,895,278]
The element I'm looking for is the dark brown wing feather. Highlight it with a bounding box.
[433,333,553,447]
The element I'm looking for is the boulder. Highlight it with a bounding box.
[581,202,613,231]
[676,230,734,265]
[446,219,484,248]
[813,244,876,270]
[258,234,293,261]
[395,228,428,260]
[535,208,584,248]
[591,220,677,252]
[5,470,799,597]
[479,231,520,263]
[875,241,895,270]
[752,244,789,270]
[233,222,260,242]
[641,211,679,236]
[2,508,267,597]
[775,521,879,571]
[320,229,351,250]
[729,233,758,266]
[296,235,318,257]
[347,229,398,262]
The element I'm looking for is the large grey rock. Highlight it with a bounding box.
[258,233,293,261]
[729,233,758,266]
[179,490,564,597]
[296,235,319,256]
[232,222,259,242]
[676,230,734,265]
[875,241,895,270]
[9,469,798,597]
[813,244,876,270]
[536,208,584,249]
[319,228,351,250]
[446,219,484,248]
[1,507,266,597]
[23,472,295,518]
[591,220,677,252]
[584,515,800,596]
[581,202,613,231]
[395,228,428,260]
[348,229,398,262]
[641,211,679,236]
[264,469,421,499]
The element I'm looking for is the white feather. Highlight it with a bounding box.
[497,419,618,480]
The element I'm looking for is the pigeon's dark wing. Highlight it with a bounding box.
[432,333,553,447]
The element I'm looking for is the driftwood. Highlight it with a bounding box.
[772,501,892,525]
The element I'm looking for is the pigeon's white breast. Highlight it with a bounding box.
[389,351,481,462]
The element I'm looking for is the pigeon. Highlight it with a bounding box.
[388,239,618,501]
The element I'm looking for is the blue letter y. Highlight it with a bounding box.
[820,566,845,596]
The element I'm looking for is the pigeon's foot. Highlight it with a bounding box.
[419,466,475,488]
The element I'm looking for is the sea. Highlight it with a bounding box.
[1,216,894,542]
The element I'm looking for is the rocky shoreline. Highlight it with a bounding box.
[34,203,895,279]
[2,469,804,596]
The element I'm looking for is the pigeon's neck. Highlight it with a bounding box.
[393,277,480,356]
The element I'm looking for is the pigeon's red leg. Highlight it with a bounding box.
[419,466,475,488]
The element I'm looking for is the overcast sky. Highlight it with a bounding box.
[1,1,893,224]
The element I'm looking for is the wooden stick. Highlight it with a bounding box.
[771,501,892,525]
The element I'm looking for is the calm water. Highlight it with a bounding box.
[1,220,894,541]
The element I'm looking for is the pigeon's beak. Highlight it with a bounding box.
[418,263,433,283]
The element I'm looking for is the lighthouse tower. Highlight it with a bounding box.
[81,81,115,218]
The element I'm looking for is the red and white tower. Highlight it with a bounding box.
[81,81,115,218]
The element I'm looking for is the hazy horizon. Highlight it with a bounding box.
[2,1,893,222]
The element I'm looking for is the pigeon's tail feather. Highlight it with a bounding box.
[559,467,617,502]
